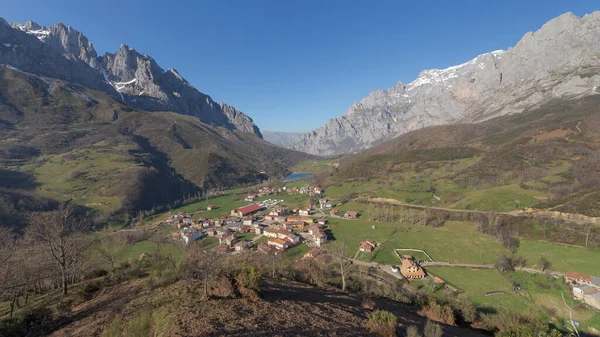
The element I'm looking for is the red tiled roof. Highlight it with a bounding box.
[566,271,592,282]
[237,204,262,215]
[268,238,288,246]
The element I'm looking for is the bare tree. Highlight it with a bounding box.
[583,225,594,248]
[27,202,92,295]
[331,242,348,292]
[186,247,221,298]
[0,228,21,317]
[97,232,126,272]
[494,253,514,273]
[539,256,551,272]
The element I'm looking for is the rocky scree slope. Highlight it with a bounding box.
[262,130,306,148]
[294,12,600,156]
[1,19,260,135]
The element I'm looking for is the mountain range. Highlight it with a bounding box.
[0,18,311,218]
[290,12,600,156]
[2,19,261,135]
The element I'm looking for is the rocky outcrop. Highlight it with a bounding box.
[294,12,600,156]
[262,130,305,148]
[0,19,262,136]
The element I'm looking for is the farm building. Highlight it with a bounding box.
[232,204,263,217]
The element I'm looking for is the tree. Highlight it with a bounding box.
[494,254,514,273]
[331,242,348,292]
[423,320,442,337]
[583,225,594,248]
[539,256,550,272]
[0,228,21,317]
[309,194,320,209]
[96,233,126,272]
[185,247,220,298]
[27,202,92,295]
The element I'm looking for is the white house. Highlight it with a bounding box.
[182,230,204,244]
[299,208,311,216]
[574,285,597,300]
[268,237,289,250]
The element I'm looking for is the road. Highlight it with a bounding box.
[349,259,405,281]
[351,259,564,281]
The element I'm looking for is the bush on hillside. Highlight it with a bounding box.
[419,300,455,326]
[423,320,443,337]
[78,281,104,301]
[365,310,397,337]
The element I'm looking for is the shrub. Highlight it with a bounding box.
[124,312,151,337]
[419,300,455,326]
[151,307,173,337]
[365,310,397,337]
[101,317,122,337]
[21,306,53,330]
[423,320,442,337]
[84,269,109,280]
[79,281,104,301]
[361,296,376,310]
[234,267,262,299]
[55,299,73,315]
[406,325,422,337]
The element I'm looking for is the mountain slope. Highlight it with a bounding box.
[0,61,311,217]
[328,93,600,218]
[295,11,600,156]
[262,130,305,148]
[1,18,261,136]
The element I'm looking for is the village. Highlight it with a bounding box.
[164,183,600,317]
[161,183,440,285]
[167,185,356,253]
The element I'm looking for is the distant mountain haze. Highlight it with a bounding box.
[262,131,305,148]
[292,12,600,156]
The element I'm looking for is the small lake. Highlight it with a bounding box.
[284,172,313,182]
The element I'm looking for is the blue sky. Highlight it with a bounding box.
[3,0,600,132]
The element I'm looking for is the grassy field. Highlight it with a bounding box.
[29,145,140,212]
[426,267,533,313]
[292,159,334,174]
[517,240,600,275]
[424,267,600,332]
[327,217,600,275]
[328,219,507,264]
[325,152,571,213]
[284,243,311,262]
[118,241,183,263]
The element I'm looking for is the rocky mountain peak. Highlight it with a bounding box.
[0,17,263,137]
[24,20,42,30]
[46,22,98,68]
[293,11,600,156]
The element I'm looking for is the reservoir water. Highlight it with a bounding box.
[284,172,313,182]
